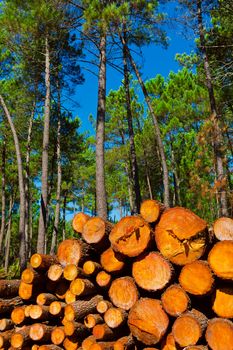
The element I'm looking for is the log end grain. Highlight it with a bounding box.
[213,217,233,241]
[109,277,138,310]
[208,240,233,280]
[205,318,233,350]
[100,248,125,273]
[72,212,90,234]
[212,286,233,318]
[140,199,163,223]
[161,284,190,317]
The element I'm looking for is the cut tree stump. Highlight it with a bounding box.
[155,207,207,265]
[213,217,233,241]
[208,240,233,280]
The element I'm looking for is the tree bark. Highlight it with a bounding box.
[37,35,51,253]
[197,0,228,216]
[4,195,14,273]
[96,34,107,220]
[119,33,170,207]
[0,94,26,270]
[50,78,62,254]
[0,138,6,253]
[62,190,67,241]
[122,25,141,214]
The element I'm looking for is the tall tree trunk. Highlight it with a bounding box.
[96,34,107,220]
[119,33,170,207]
[25,105,35,258]
[37,36,51,253]
[62,191,67,241]
[0,138,6,253]
[50,78,62,255]
[0,95,26,270]
[4,195,14,273]
[122,26,141,214]
[197,0,228,216]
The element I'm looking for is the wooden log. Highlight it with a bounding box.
[10,325,31,348]
[109,216,152,257]
[179,260,214,295]
[96,271,112,288]
[29,305,50,321]
[82,217,113,247]
[128,298,169,345]
[0,279,20,298]
[83,261,102,276]
[212,286,233,318]
[24,304,32,317]
[70,278,96,296]
[48,264,63,281]
[183,346,208,350]
[51,327,66,345]
[18,281,33,300]
[172,309,208,347]
[140,199,164,223]
[63,264,79,281]
[89,342,115,350]
[205,318,233,350]
[64,321,89,339]
[49,301,65,316]
[161,284,190,317]
[36,292,58,306]
[21,267,43,284]
[113,335,134,350]
[29,323,53,342]
[109,277,139,310]
[104,308,127,329]
[63,336,79,350]
[0,318,13,331]
[208,240,233,279]
[100,248,125,273]
[65,290,76,304]
[132,252,173,291]
[84,314,103,329]
[155,207,207,265]
[82,336,96,350]
[30,253,58,270]
[39,345,63,350]
[93,324,115,340]
[32,345,40,350]
[0,296,23,314]
[64,295,103,321]
[57,239,94,267]
[97,300,113,314]
[72,212,91,234]
[55,279,70,299]
[161,332,177,350]
[11,306,26,325]
[213,217,233,241]
[0,329,14,348]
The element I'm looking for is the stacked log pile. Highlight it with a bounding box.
[0,200,233,350]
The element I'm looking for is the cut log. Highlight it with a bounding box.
[183,346,208,350]
[212,286,233,318]
[109,216,152,257]
[132,252,173,291]
[48,264,63,281]
[172,309,208,347]
[51,327,65,345]
[24,305,32,317]
[82,217,113,247]
[11,306,26,325]
[0,318,13,331]
[208,240,233,279]
[70,278,96,297]
[29,323,53,341]
[213,217,233,241]
[82,336,96,350]
[89,342,115,350]
[65,290,76,304]
[128,298,169,345]
[30,254,58,270]
[55,279,70,299]
[0,329,14,348]
[113,335,134,350]
[140,199,164,223]
[84,314,103,328]
[0,296,23,314]
[10,326,31,348]
[0,279,20,298]
[100,248,125,273]
[63,321,86,336]
[49,301,65,316]
[36,293,58,306]
[97,300,113,314]
[179,260,214,295]
[96,271,112,288]
[57,239,93,267]
[63,264,79,281]
[104,307,127,328]
[161,332,177,350]
[21,267,43,284]
[155,207,207,265]
[73,212,91,234]
[64,295,103,321]
[18,281,33,300]
[92,324,115,340]
[83,261,102,276]
[161,284,190,317]
[109,277,139,310]
[29,305,50,321]
[39,346,63,350]
[205,318,233,350]
[63,336,79,350]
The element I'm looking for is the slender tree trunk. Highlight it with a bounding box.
[122,27,141,214]
[4,195,14,273]
[119,33,170,207]
[170,140,181,206]
[37,36,51,253]
[50,79,62,255]
[96,34,107,220]
[197,0,228,216]
[0,95,26,270]
[29,197,33,257]
[0,139,6,253]
[25,105,35,258]
[62,190,67,241]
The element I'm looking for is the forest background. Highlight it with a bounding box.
[0,0,232,273]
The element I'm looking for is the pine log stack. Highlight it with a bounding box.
[0,203,233,349]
